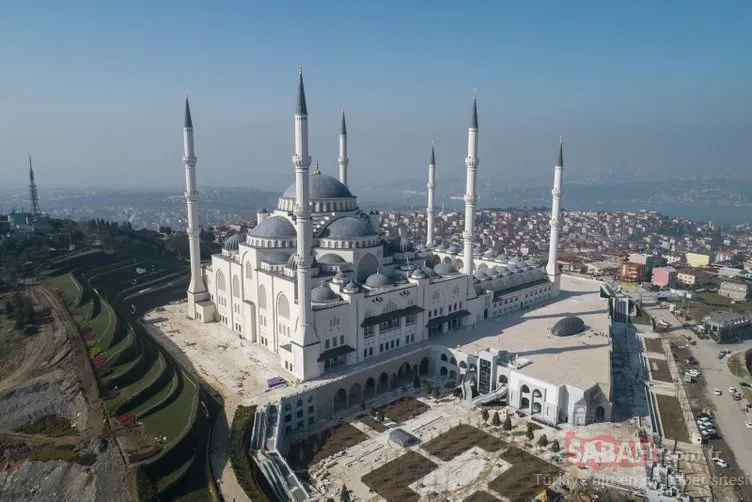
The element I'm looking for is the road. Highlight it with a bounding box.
[647,306,752,475]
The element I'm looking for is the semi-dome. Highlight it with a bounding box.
[342,281,360,294]
[286,254,318,269]
[283,174,352,200]
[494,254,508,262]
[318,253,345,264]
[551,316,586,337]
[249,216,296,238]
[321,217,376,239]
[390,236,415,253]
[433,262,456,275]
[365,272,393,289]
[222,232,245,251]
[311,285,340,303]
[259,251,292,265]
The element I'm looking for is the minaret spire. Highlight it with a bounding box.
[183,95,209,319]
[292,66,319,380]
[463,91,479,293]
[546,137,564,294]
[426,143,437,247]
[338,106,349,185]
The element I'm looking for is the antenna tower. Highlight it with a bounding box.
[28,155,40,217]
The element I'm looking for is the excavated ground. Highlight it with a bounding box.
[0,287,129,502]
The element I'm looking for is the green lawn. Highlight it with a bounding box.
[131,368,180,418]
[85,298,117,350]
[45,273,83,308]
[105,351,167,414]
[687,292,752,321]
[140,371,198,452]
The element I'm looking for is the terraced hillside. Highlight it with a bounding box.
[44,251,219,501]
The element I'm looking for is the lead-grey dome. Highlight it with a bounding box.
[342,281,360,294]
[283,174,353,200]
[259,250,292,265]
[365,272,393,289]
[552,316,586,336]
[311,285,340,303]
[223,232,245,251]
[318,253,345,264]
[433,262,456,275]
[249,216,296,238]
[321,217,377,239]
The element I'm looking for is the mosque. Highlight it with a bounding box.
[181,69,565,383]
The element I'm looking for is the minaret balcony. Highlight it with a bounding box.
[293,155,312,168]
[183,155,197,165]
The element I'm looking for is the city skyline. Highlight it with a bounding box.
[0,1,750,189]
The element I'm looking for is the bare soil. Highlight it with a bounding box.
[648,358,672,383]
[380,396,430,423]
[360,415,387,433]
[463,490,501,501]
[286,423,369,471]
[423,424,504,461]
[361,450,436,502]
[644,338,664,354]
[654,394,688,442]
[488,445,561,501]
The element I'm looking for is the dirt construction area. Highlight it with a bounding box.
[422,424,504,461]
[0,288,129,502]
[648,358,672,383]
[654,394,689,442]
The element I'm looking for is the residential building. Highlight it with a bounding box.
[618,261,646,283]
[702,312,752,343]
[718,279,750,302]
[685,252,711,268]
[651,266,677,288]
[676,269,706,288]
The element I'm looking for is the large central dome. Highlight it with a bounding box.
[282,174,353,200]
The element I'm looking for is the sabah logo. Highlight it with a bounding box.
[562,431,654,469]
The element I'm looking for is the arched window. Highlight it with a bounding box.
[355,253,379,283]
[216,270,226,292]
[258,284,267,310]
[277,293,290,319]
[245,262,252,279]
[232,275,240,297]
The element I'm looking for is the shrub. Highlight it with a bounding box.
[551,439,560,453]
[537,434,548,448]
[229,405,270,501]
[491,411,501,427]
[134,466,159,502]
[502,415,512,431]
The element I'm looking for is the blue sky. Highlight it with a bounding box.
[0,0,750,190]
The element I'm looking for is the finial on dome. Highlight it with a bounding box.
[314,160,321,175]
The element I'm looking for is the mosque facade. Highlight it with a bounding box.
[182,70,565,382]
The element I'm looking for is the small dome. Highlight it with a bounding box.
[321,217,377,239]
[482,250,495,258]
[420,266,438,278]
[311,285,340,303]
[552,316,586,337]
[411,268,426,279]
[249,216,296,238]
[486,268,500,278]
[283,174,353,200]
[332,271,350,284]
[506,263,520,272]
[260,251,292,265]
[365,272,393,289]
[258,207,268,214]
[448,244,462,255]
[415,244,427,252]
[433,262,456,275]
[473,248,483,257]
[494,254,508,263]
[222,232,243,251]
[318,253,345,264]
[474,271,488,280]
[342,281,360,294]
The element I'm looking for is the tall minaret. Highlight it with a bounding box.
[462,91,479,289]
[338,107,349,186]
[546,138,564,294]
[426,143,436,247]
[28,155,40,217]
[183,95,209,319]
[292,67,319,380]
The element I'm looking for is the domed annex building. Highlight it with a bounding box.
[181,69,567,385]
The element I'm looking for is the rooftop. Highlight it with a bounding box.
[451,276,612,390]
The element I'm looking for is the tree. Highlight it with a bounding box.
[377,409,385,422]
[432,388,440,399]
[503,415,512,431]
[340,484,351,502]
[537,434,548,448]
[551,439,560,453]
[360,399,366,411]
[413,373,421,389]
[526,425,535,441]
[481,408,489,421]
[492,411,501,427]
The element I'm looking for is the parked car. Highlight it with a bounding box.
[712,457,729,468]
[714,389,722,396]
[732,393,742,401]
[728,386,737,393]
[744,421,752,429]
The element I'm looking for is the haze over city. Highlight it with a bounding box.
[1,1,751,190]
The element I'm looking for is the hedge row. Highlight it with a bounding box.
[229,405,273,502]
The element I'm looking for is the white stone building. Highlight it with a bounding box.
[182,69,566,382]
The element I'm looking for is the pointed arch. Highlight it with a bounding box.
[232,275,240,297]
[355,253,379,283]
[216,270,226,292]
[277,293,290,319]
[245,261,253,279]
[258,284,267,310]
